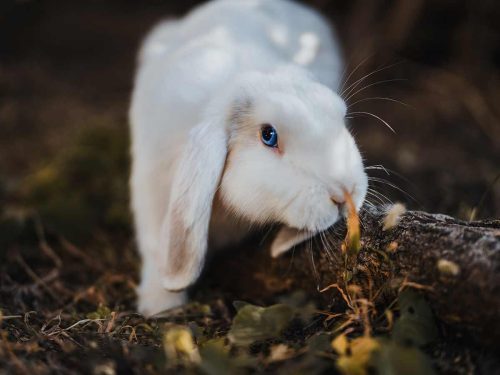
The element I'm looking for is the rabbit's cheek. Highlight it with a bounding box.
[354,175,368,210]
[282,188,340,232]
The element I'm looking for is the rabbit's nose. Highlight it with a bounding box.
[330,196,346,213]
[330,196,344,205]
[331,186,356,216]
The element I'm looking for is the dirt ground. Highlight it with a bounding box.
[1,0,499,374]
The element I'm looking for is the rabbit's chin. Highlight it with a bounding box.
[219,181,343,235]
[281,197,341,233]
[294,213,340,234]
[281,178,368,233]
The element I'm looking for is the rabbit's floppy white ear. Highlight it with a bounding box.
[160,119,227,291]
[270,226,313,258]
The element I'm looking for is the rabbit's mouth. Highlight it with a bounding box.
[281,180,367,234]
[280,190,341,233]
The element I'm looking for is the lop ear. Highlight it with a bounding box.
[161,119,227,291]
[270,226,313,258]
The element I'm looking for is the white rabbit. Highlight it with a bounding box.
[130,0,368,316]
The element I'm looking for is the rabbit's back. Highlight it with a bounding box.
[130,0,342,159]
[141,0,341,72]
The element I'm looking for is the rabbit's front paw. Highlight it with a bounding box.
[137,286,187,317]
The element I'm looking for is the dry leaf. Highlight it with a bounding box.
[333,334,381,375]
[331,333,349,356]
[437,259,460,276]
[386,241,399,253]
[344,191,361,254]
[382,203,406,231]
[163,326,201,366]
[268,344,295,362]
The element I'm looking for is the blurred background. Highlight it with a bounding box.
[0,1,499,372]
[1,0,499,238]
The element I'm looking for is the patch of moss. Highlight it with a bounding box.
[23,126,131,241]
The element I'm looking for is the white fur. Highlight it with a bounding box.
[130,0,367,316]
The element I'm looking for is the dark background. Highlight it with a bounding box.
[0,1,499,373]
[1,0,499,221]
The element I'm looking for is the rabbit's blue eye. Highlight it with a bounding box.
[261,124,278,147]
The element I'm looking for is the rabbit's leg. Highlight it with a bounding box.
[137,256,186,317]
[131,163,186,316]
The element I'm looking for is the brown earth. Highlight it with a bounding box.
[1,1,499,374]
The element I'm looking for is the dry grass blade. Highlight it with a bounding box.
[319,283,353,309]
[344,191,361,255]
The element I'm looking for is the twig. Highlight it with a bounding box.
[15,254,62,303]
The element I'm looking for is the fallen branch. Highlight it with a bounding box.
[202,207,500,347]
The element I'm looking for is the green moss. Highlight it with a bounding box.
[23,126,131,241]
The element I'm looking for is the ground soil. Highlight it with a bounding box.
[1,1,499,374]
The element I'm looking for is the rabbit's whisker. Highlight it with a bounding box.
[365,164,390,175]
[347,111,396,133]
[307,237,321,290]
[366,165,419,192]
[339,54,373,94]
[344,78,407,103]
[319,231,335,265]
[366,188,392,205]
[365,193,384,206]
[341,61,403,99]
[347,96,411,109]
[368,176,417,203]
[362,200,377,210]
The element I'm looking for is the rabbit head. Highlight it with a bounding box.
[161,66,367,291]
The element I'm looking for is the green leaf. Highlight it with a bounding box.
[276,354,332,375]
[372,340,436,375]
[393,290,437,347]
[278,291,317,322]
[199,339,254,375]
[307,332,332,353]
[86,305,112,320]
[228,303,294,346]
[232,300,249,311]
